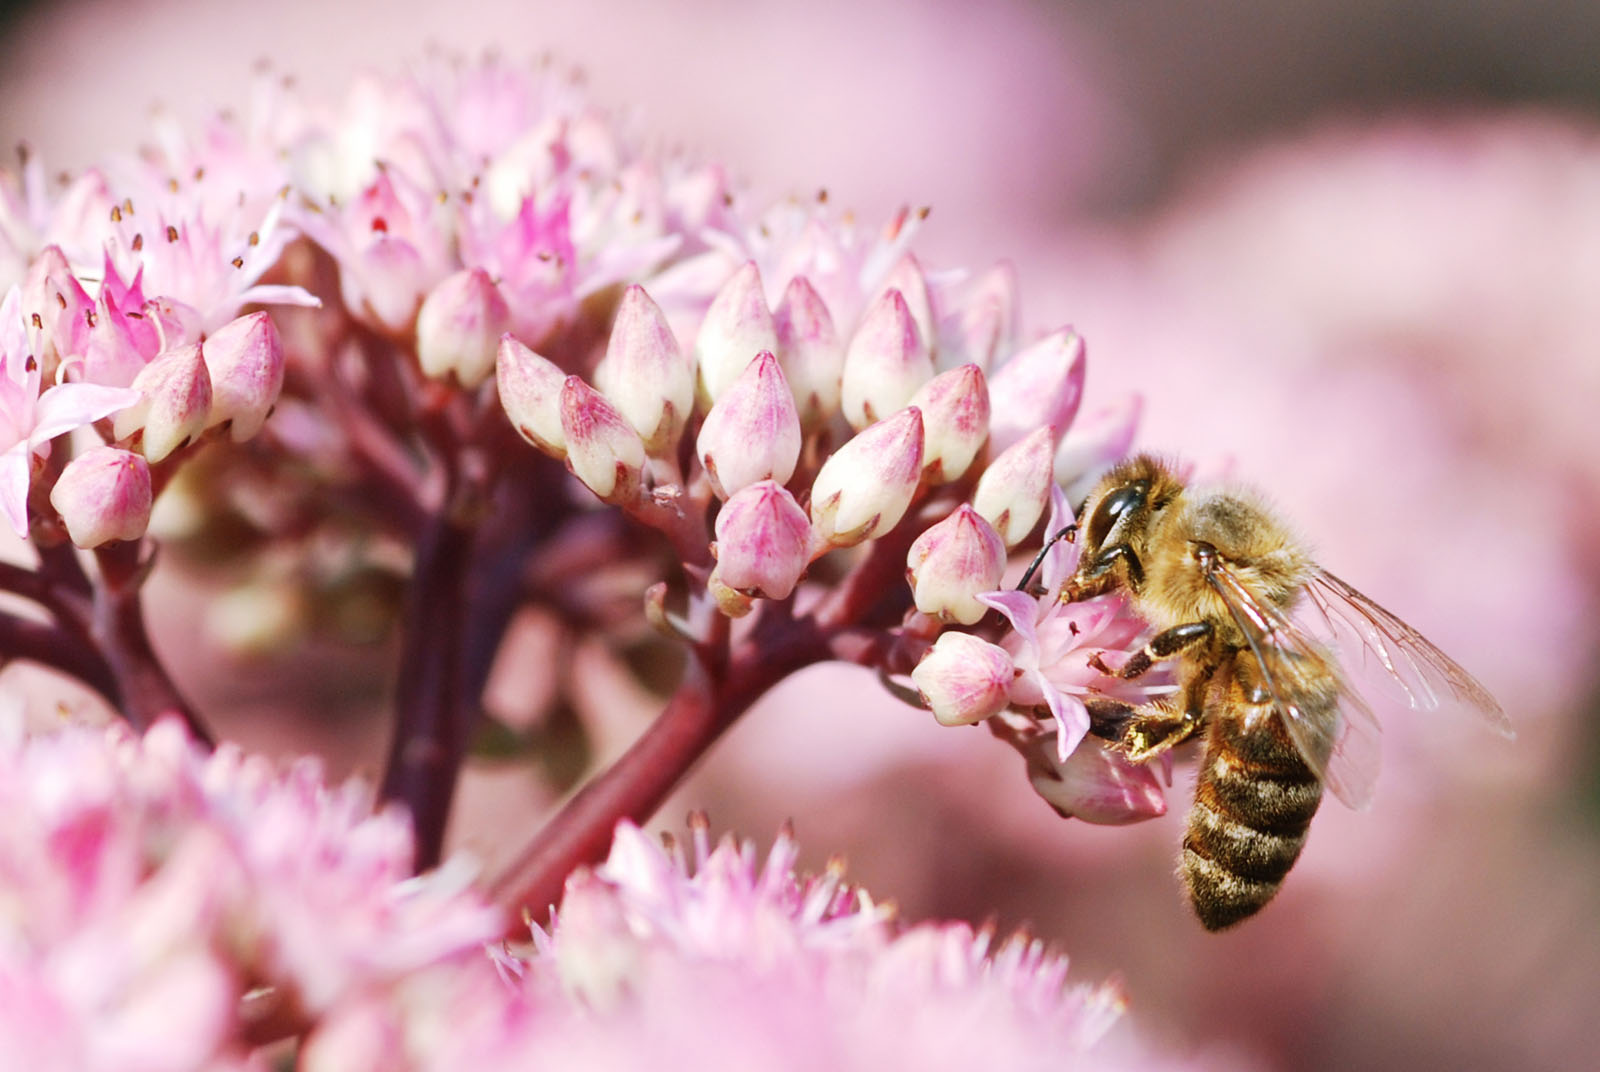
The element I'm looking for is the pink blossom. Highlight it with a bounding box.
[979,488,1168,761]
[306,820,1195,1071]
[0,716,502,1067]
[0,287,139,536]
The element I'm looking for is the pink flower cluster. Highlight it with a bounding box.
[0,715,502,1069]
[0,52,1201,1065]
[305,818,1193,1072]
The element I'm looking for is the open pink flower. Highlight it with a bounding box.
[0,286,139,535]
[978,487,1168,761]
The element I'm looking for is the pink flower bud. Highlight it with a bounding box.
[1054,393,1142,501]
[773,275,843,429]
[497,335,568,458]
[971,425,1055,548]
[710,479,810,603]
[348,237,428,335]
[808,406,924,551]
[114,345,213,462]
[49,446,152,548]
[1029,740,1167,825]
[905,505,1007,625]
[986,327,1085,453]
[696,352,802,500]
[201,312,284,441]
[595,285,694,455]
[559,376,645,504]
[952,262,1018,371]
[911,631,1014,726]
[415,267,511,388]
[874,253,936,363]
[839,289,933,430]
[695,261,779,405]
[908,364,990,484]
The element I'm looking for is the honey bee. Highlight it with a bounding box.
[1037,454,1511,930]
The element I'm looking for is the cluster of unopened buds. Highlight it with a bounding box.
[0,54,1200,1066]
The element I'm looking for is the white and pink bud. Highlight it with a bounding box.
[874,254,937,363]
[415,267,511,388]
[1029,741,1167,825]
[49,446,152,548]
[709,479,811,612]
[696,351,802,500]
[1055,393,1142,502]
[201,311,284,441]
[497,335,568,458]
[595,285,695,456]
[986,327,1086,454]
[839,289,933,430]
[911,631,1015,726]
[908,363,990,484]
[808,406,924,552]
[971,425,1055,548]
[695,261,779,405]
[559,376,645,504]
[905,505,1007,625]
[114,344,213,462]
[773,275,843,430]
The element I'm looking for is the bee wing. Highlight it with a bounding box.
[1303,570,1512,738]
[1202,559,1383,810]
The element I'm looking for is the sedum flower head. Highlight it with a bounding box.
[0,716,503,1069]
[305,819,1196,1072]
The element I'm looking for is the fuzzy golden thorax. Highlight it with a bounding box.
[1071,455,1316,643]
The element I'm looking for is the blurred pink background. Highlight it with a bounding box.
[3,1,1598,1068]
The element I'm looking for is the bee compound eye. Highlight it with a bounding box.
[1085,480,1149,550]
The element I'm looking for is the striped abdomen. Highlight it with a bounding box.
[1181,656,1337,930]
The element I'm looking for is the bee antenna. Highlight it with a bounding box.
[1016,523,1077,595]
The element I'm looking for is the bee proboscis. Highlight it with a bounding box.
[1040,454,1511,930]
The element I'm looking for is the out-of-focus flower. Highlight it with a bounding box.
[0,716,502,1068]
[905,504,1007,625]
[986,328,1085,453]
[415,267,512,388]
[1055,394,1142,503]
[306,819,1192,1072]
[49,446,152,548]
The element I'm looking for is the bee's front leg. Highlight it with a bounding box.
[1061,544,1144,603]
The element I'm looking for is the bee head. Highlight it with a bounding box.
[1078,454,1185,555]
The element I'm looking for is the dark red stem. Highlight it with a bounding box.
[378,508,476,871]
[488,609,830,925]
[90,542,214,746]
